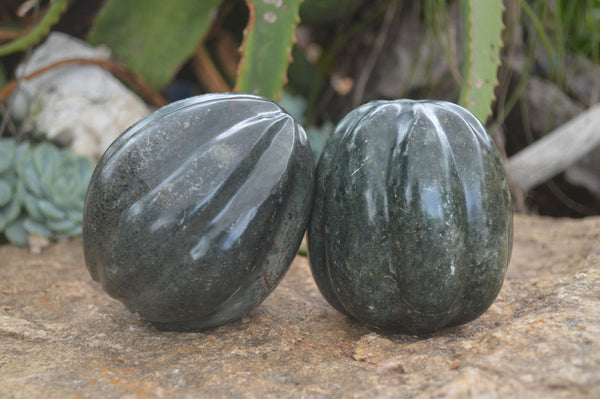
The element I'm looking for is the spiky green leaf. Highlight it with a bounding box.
[459,0,504,124]
[235,0,302,101]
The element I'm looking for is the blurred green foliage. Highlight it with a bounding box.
[0,0,68,57]
[234,0,302,100]
[459,0,504,123]
[557,0,599,62]
[0,0,505,123]
[87,0,222,90]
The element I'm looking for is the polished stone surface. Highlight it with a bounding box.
[309,100,513,334]
[83,94,314,330]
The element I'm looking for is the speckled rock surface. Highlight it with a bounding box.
[1,214,599,398]
[309,100,513,334]
[83,94,314,330]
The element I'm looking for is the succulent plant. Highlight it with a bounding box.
[0,138,93,246]
[0,139,21,240]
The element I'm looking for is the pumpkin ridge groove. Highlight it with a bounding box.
[320,106,381,319]
[120,112,286,220]
[308,99,512,335]
[151,120,312,329]
[133,116,295,315]
[84,93,315,330]
[99,94,266,163]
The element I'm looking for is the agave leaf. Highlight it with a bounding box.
[459,0,504,124]
[87,0,222,90]
[234,0,302,101]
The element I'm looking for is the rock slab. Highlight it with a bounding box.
[1,214,599,398]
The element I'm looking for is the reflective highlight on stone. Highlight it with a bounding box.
[308,100,513,335]
[83,94,315,330]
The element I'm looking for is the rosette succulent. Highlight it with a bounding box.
[0,138,93,246]
[0,139,21,240]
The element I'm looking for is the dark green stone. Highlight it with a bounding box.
[308,100,513,335]
[83,94,314,331]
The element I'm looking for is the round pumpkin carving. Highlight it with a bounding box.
[83,93,315,330]
[308,99,513,335]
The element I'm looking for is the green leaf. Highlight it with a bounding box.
[46,218,78,234]
[0,191,21,224]
[235,0,302,101]
[0,171,17,189]
[0,180,11,207]
[0,0,68,56]
[459,0,504,124]
[38,199,67,221]
[20,164,42,198]
[67,210,83,224]
[32,142,61,176]
[87,0,222,90]
[297,244,307,257]
[22,193,44,222]
[0,139,16,174]
[23,218,53,238]
[5,218,28,246]
[49,156,92,209]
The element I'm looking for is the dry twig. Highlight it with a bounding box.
[0,57,167,107]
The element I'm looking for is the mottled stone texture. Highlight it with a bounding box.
[1,214,599,398]
[309,100,513,334]
[83,94,314,330]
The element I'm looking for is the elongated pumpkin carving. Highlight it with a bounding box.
[83,93,314,331]
[308,99,512,335]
